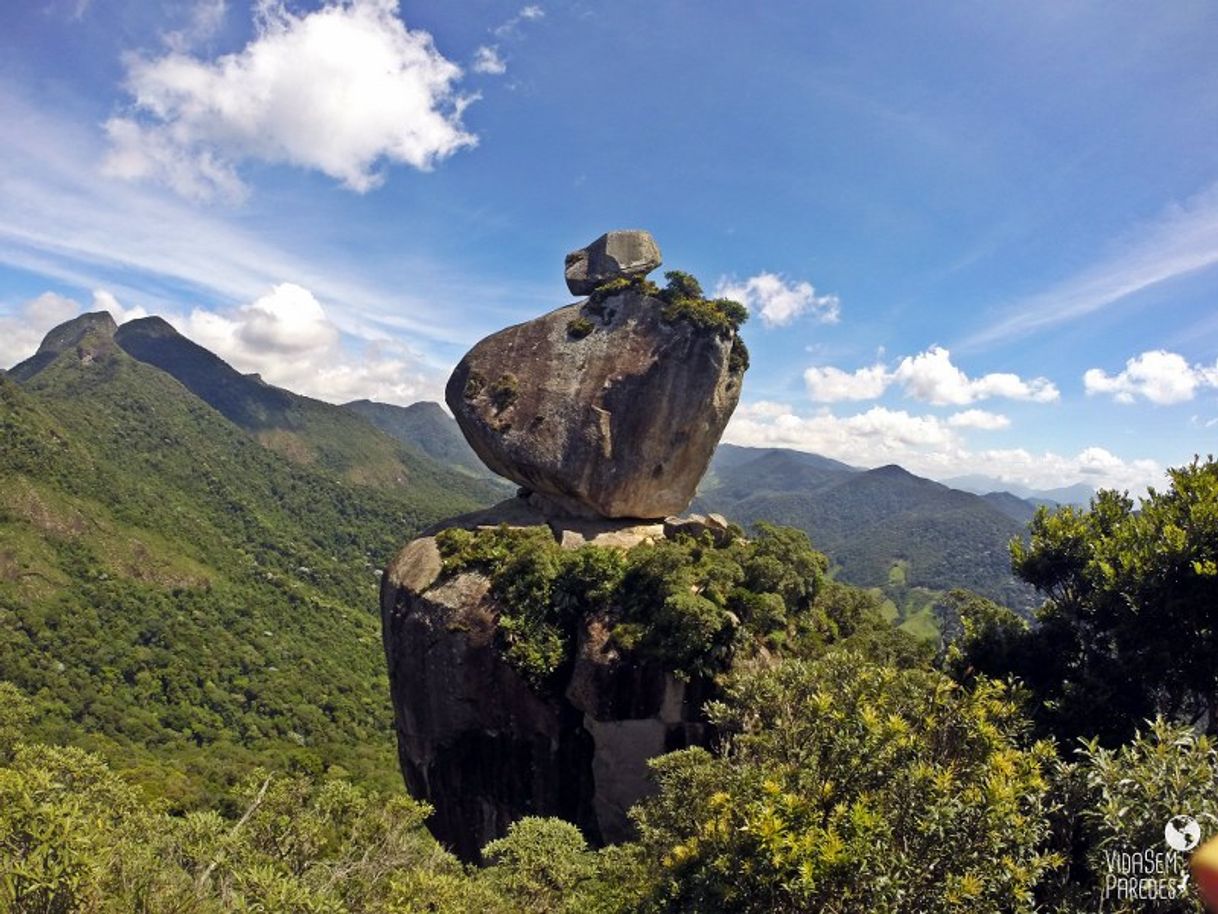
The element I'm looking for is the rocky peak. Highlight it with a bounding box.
[384,234,751,860]
[8,311,119,381]
[115,315,179,340]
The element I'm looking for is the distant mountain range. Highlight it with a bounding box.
[341,398,507,487]
[694,444,1042,624]
[941,473,1095,507]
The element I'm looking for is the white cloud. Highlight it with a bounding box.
[0,290,148,368]
[963,182,1218,349]
[104,0,477,200]
[893,346,1059,406]
[164,0,228,52]
[947,408,1010,430]
[494,4,544,37]
[724,401,1165,495]
[715,272,840,328]
[1083,350,1218,405]
[804,363,888,401]
[0,87,525,351]
[803,345,1059,405]
[177,282,440,404]
[472,45,507,75]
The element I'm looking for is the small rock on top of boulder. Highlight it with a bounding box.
[564,230,662,296]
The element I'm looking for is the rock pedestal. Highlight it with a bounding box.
[380,498,713,861]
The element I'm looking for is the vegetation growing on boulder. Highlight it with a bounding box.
[434,521,922,684]
[566,316,595,339]
[586,269,749,340]
[489,373,520,412]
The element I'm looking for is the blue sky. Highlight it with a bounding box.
[2,0,1217,493]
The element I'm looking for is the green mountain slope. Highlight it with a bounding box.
[697,446,1036,617]
[114,316,453,488]
[0,314,496,808]
[342,398,508,487]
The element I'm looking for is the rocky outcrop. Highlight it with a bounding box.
[381,497,713,861]
[447,290,744,519]
[384,232,749,861]
[564,230,662,295]
[8,311,118,382]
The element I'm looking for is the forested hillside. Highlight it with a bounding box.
[0,316,499,806]
[696,445,1038,623]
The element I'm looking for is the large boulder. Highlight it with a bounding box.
[564,230,662,295]
[446,289,745,519]
[380,497,713,861]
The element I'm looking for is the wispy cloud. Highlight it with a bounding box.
[493,4,544,38]
[961,183,1218,349]
[0,87,540,362]
[472,45,507,75]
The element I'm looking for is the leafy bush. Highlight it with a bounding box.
[584,269,748,345]
[436,523,845,683]
[1036,720,1218,913]
[632,652,1062,913]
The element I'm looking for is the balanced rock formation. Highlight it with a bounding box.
[564,230,662,295]
[447,233,746,519]
[384,232,747,861]
[381,496,713,862]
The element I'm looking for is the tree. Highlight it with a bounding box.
[964,458,1218,744]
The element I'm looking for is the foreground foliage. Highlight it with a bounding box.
[959,457,1218,745]
[633,653,1060,913]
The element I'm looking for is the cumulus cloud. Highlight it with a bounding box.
[947,409,1010,430]
[803,345,1060,405]
[0,290,147,368]
[716,273,840,328]
[1083,350,1218,405]
[103,0,477,201]
[177,282,440,403]
[472,45,507,75]
[724,401,1164,495]
[804,363,888,401]
[893,346,1059,405]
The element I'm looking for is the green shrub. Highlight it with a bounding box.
[632,653,1061,913]
[567,316,595,339]
[434,523,841,682]
[585,269,750,342]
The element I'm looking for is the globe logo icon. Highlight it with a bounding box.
[1166,815,1201,852]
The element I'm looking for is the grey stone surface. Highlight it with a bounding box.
[564,229,662,296]
[447,289,744,519]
